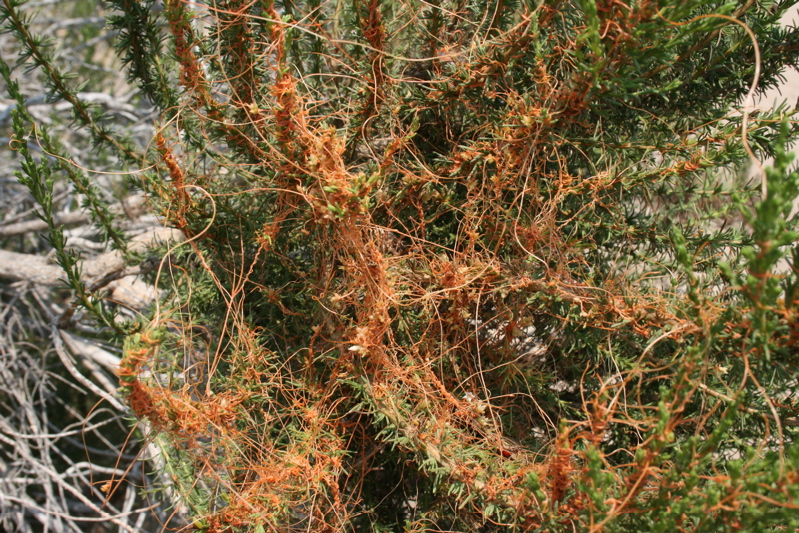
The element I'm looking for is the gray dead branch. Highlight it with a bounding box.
[0,225,183,310]
[0,194,148,237]
[0,188,185,533]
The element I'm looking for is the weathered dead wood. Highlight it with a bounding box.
[0,195,147,237]
[0,226,183,309]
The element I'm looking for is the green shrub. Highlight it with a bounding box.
[3,0,799,530]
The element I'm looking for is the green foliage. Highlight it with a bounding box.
[4,0,799,530]
[0,58,125,329]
